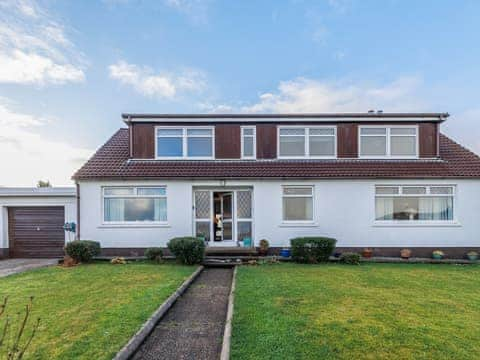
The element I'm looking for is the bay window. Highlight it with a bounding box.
[156,127,214,159]
[103,186,167,223]
[360,126,418,158]
[375,185,454,222]
[282,186,314,222]
[278,127,336,158]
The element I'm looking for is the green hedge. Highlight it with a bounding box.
[144,247,163,261]
[290,237,336,263]
[64,240,101,263]
[167,237,205,265]
[339,252,361,265]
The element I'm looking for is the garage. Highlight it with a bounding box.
[0,187,76,259]
[8,207,65,258]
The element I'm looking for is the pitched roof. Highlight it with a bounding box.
[73,129,480,180]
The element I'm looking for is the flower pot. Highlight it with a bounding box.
[362,249,373,258]
[467,254,478,261]
[432,254,443,260]
[400,249,412,259]
[279,248,291,258]
[258,248,268,256]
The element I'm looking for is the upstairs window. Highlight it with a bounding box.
[241,126,256,159]
[360,126,418,158]
[278,127,336,158]
[103,186,167,223]
[156,127,214,159]
[375,185,454,222]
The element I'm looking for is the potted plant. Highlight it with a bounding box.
[400,248,412,259]
[467,251,478,261]
[362,248,373,258]
[432,250,444,260]
[258,239,269,256]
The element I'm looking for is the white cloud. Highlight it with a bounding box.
[109,60,207,99]
[0,0,85,85]
[0,101,92,186]
[240,76,426,113]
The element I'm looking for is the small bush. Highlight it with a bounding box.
[167,237,205,265]
[64,240,100,263]
[340,252,361,265]
[145,247,163,261]
[290,237,336,263]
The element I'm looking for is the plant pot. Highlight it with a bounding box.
[279,248,291,258]
[362,249,373,258]
[467,254,478,261]
[400,249,412,259]
[432,254,443,260]
[258,249,268,256]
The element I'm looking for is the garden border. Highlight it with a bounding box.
[220,265,238,360]
[113,265,204,360]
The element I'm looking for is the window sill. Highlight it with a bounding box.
[99,223,171,229]
[372,221,461,228]
[279,222,318,228]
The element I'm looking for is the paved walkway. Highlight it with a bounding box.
[0,259,58,278]
[132,267,233,360]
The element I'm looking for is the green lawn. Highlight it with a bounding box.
[0,262,196,360]
[231,263,480,360]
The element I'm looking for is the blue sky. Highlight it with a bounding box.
[1,0,480,185]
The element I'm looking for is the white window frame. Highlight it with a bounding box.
[373,184,458,226]
[277,126,337,159]
[241,126,256,159]
[281,185,315,224]
[102,186,168,225]
[155,126,215,160]
[359,125,419,159]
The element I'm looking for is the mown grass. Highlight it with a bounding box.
[231,263,480,360]
[0,261,196,359]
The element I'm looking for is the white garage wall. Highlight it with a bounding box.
[78,179,480,249]
[0,194,77,251]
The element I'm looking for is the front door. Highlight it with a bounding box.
[217,193,233,242]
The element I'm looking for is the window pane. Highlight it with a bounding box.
[157,128,182,136]
[243,137,254,157]
[237,191,252,218]
[360,136,387,156]
[361,128,386,135]
[137,187,166,196]
[243,128,254,136]
[105,198,166,222]
[283,197,313,221]
[157,137,183,157]
[309,136,335,156]
[375,197,394,220]
[280,128,305,136]
[310,128,334,136]
[402,187,426,195]
[195,191,211,219]
[418,197,453,220]
[237,221,252,242]
[104,187,134,196]
[375,186,399,195]
[391,136,416,156]
[391,128,416,135]
[104,198,125,221]
[279,136,305,156]
[283,187,312,195]
[196,221,211,242]
[430,186,453,195]
[392,197,419,220]
[187,137,212,157]
[187,128,212,136]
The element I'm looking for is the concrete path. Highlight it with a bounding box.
[0,259,58,278]
[132,267,233,360]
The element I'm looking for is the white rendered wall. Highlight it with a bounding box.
[0,196,77,250]
[78,179,480,249]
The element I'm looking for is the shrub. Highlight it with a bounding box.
[64,240,100,263]
[290,237,336,263]
[167,237,205,265]
[145,247,163,261]
[340,252,361,265]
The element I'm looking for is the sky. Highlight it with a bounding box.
[1,0,480,186]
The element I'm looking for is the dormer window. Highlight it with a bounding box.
[241,126,256,159]
[155,127,214,159]
[278,126,336,158]
[359,126,418,158]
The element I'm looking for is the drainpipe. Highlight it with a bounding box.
[75,182,81,240]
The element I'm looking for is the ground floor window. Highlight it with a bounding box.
[103,186,167,223]
[282,186,314,221]
[375,185,454,221]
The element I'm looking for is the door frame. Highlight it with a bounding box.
[192,187,254,247]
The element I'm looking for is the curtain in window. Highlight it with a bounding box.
[375,197,394,220]
[105,198,125,221]
[154,198,167,221]
[419,197,453,220]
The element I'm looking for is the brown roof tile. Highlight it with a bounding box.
[72,129,480,180]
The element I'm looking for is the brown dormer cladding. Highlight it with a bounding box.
[128,117,441,160]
